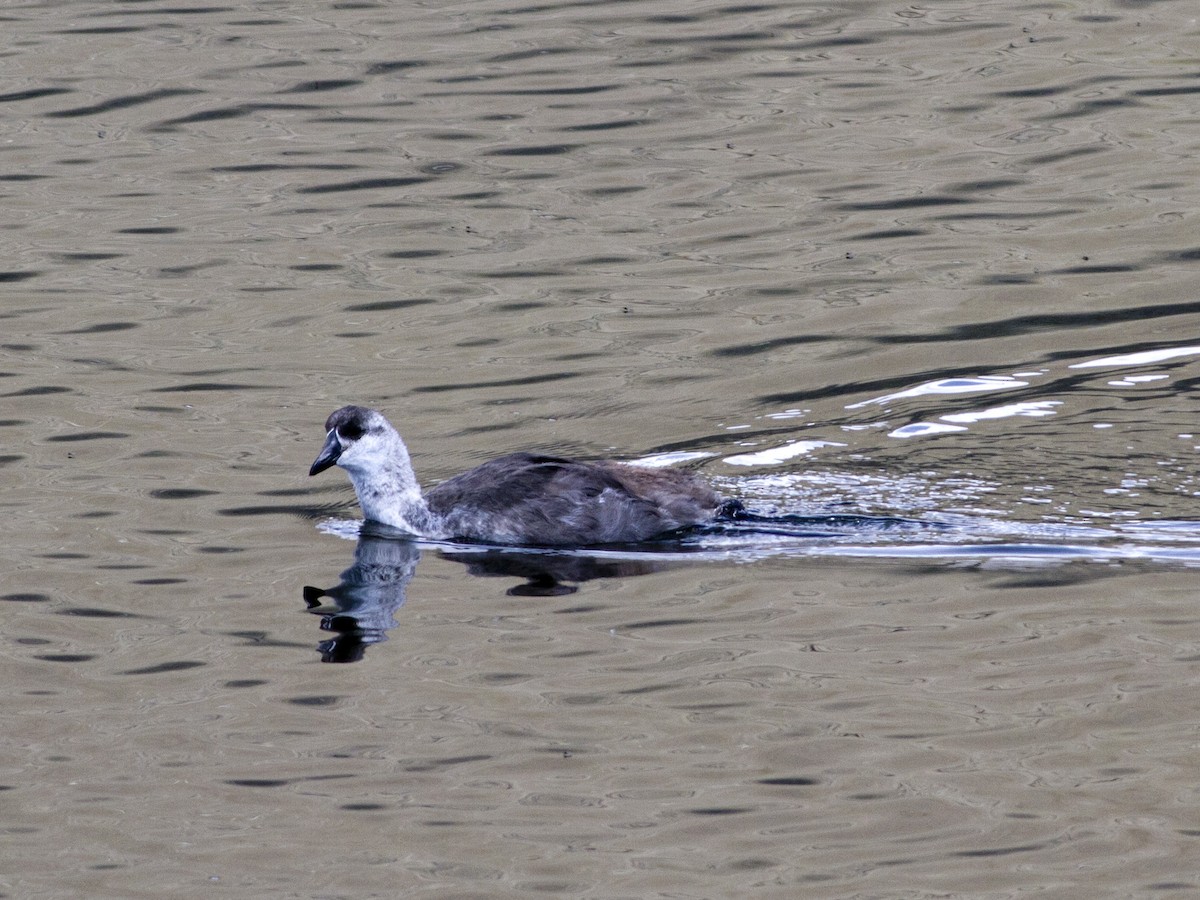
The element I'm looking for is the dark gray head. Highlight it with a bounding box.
[309,405,397,476]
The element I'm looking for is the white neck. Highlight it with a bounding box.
[340,432,444,537]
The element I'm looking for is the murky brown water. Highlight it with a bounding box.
[5,0,1200,896]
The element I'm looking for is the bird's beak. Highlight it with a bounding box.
[309,430,342,476]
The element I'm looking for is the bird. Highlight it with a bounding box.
[308,405,741,546]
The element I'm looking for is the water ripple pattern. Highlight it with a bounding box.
[4,1,1200,897]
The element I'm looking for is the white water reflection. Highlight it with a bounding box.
[846,375,1028,409]
[629,450,715,467]
[315,444,1200,567]
[888,421,969,438]
[940,400,1061,424]
[317,513,1200,570]
[1069,346,1200,369]
[891,399,1062,438]
[723,440,846,467]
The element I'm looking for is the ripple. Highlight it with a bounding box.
[45,87,202,118]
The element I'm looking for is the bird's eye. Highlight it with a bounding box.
[339,422,365,440]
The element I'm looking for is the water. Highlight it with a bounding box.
[5,0,1200,896]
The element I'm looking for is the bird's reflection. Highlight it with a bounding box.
[303,529,421,663]
[439,547,671,596]
[303,527,673,662]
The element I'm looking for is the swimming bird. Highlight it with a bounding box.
[309,405,740,545]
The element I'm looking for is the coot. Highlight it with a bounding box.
[309,405,738,545]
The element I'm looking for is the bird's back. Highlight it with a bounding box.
[426,453,722,545]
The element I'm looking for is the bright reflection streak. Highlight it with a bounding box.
[940,400,1062,424]
[724,440,845,467]
[629,451,715,468]
[847,375,1027,409]
[1069,346,1200,369]
[888,422,969,438]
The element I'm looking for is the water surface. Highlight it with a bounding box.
[4,0,1200,896]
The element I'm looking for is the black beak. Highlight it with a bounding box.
[309,431,342,476]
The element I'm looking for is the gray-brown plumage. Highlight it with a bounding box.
[309,405,736,545]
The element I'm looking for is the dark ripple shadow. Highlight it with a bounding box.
[365,61,426,76]
[44,431,128,442]
[278,79,362,93]
[1033,97,1139,121]
[561,118,650,132]
[208,163,361,173]
[119,660,206,676]
[486,144,580,156]
[429,84,616,96]
[412,371,580,393]
[1,385,72,397]
[59,606,145,618]
[149,102,318,130]
[219,503,322,518]
[0,87,74,103]
[150,488,218,500]
[59,322,139,334]
[46,88,203,118]
[150,382,280,393]
[835,195,975,212]
[294,176,432,194]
